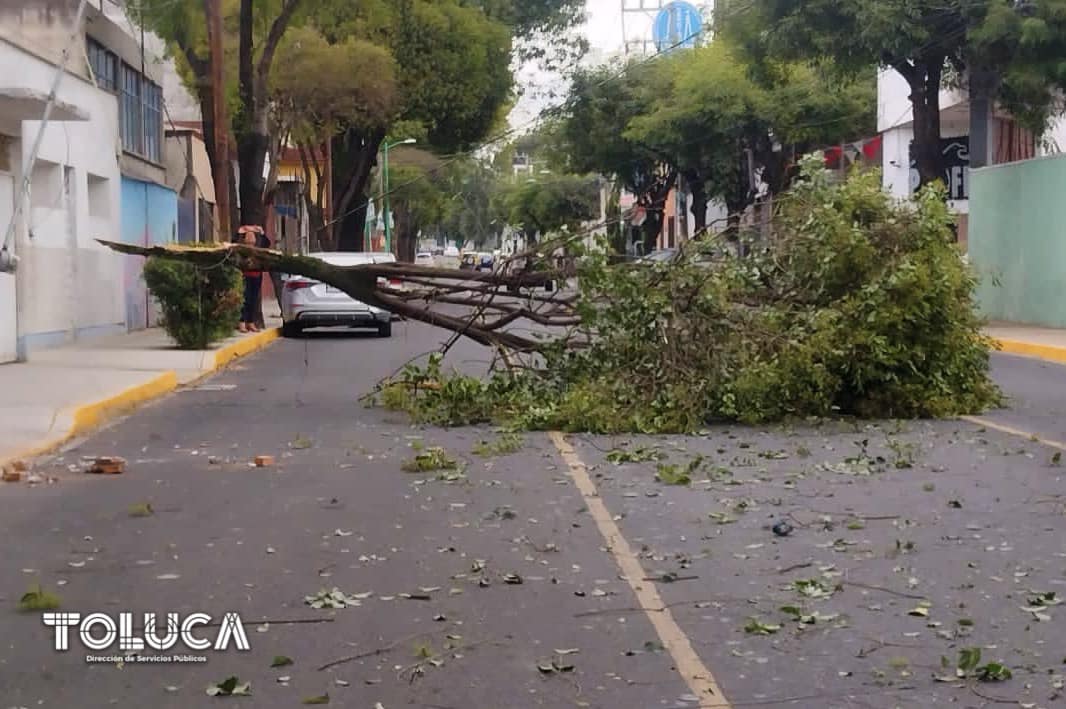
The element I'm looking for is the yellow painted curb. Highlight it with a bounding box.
[0,371,179,468]
[994,338,1066,365]
[70,371,179,437]
[211,327,280,371]
[1,329,280,468]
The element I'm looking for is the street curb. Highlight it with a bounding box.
[0,327,281,468]
[994,338,1066,365]
[211,327,280,371]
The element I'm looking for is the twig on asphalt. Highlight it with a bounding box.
[856,638,925,658]
[775,561,814,574]
[317,629,449,671]
[841,580,925,599]
[396,638,502,681]
[203,617,336,628]
[969,685,1019,704]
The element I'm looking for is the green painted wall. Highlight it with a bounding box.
[970,153,1066,328]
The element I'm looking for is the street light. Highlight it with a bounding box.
[382,137,416,253]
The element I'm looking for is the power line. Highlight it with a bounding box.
[322,24,716,233]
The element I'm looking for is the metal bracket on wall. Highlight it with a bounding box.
[0,248,18,274]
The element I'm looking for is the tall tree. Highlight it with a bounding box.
[746,0,1066,186]
[137,0,302,226]
[561,63,675,254]
[626,41,874,231]
[271,26,398,248]
[499,173,600,245]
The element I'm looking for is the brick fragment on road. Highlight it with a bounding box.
[254,455,275,467]
[86,456,126,474]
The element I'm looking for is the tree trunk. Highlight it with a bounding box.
[637,171,676,255]
[687,175,708,234]
[394,205,418,263]
[904,56,946,189]
[331,127,386,251]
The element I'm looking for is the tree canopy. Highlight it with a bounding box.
[745,0,1066,184]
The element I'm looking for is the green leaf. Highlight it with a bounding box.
[206,676,250,697]
[743,618,781,635]
[975,662,1012,682]
[958,647,982,673]
[270,656,293,668]
[302,694,330,704]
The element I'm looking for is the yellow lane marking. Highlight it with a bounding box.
[961,415,1066,451]
[548,431,730,708]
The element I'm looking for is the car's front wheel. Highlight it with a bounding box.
[377,321,392,338]
[281,321,303,338]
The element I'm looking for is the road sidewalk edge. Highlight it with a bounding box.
[994,338,1066,365]
[0,327,280,468]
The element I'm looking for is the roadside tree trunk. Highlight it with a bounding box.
[898,55,946,189]
[331,127,386,251]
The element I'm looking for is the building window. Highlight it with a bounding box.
[88,38,163,163]
[142,79,162,162]
[120,63,143,156]
[87,39,117,91]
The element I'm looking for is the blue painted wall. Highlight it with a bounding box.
[120,177,177,330]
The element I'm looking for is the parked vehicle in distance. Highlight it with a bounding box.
[415,252,435,267]
[636,248,679,264]
[459,252,478,270]
[280,252,397,338]
[476,252,494,271]
[443,245,460,258]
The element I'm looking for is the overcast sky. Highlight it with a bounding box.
[508,0,698,129]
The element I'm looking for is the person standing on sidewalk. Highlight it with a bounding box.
[235,225,265,333]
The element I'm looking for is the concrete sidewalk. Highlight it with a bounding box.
[0,317,281,465]
[987,322,1066,364]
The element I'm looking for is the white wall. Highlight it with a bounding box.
[878,68,971,213]
[1,39,125,355]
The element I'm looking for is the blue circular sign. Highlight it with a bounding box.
[652,1,703,52]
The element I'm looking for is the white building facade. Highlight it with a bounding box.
[877,67,1066,248]
[0,0,186,363]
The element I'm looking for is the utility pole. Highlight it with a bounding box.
[204,0,231,241]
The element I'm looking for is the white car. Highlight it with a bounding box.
[280,252,397,338]
[415,252,435,267]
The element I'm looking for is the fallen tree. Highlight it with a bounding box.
[100,160,1000,432]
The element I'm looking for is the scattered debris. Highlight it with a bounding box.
[18,584,60,611]
[205,676,251,697]
[254,455,275,467]
[401,447,460,473]
[2,466,22,483]
[291,435,314,450]
[305,588,363,609]
[472,432,524,457]
[771,520,794,537]
[128,502,154,518]
[302,694,330,705]
[270,656,293,668]
[744,618,782,635]
[606,446,666,464]
[936,647,1013,683]
[86,456,126,475]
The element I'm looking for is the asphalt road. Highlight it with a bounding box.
[2,330,1065,709]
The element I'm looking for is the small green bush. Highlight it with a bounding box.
[143,256,242,349]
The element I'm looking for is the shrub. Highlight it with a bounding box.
[143,256,242,349]
[371,159,1001,432]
